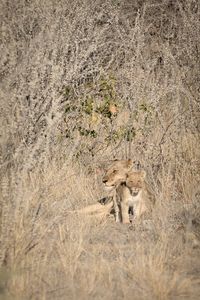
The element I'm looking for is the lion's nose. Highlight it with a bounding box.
[102,178,107,183]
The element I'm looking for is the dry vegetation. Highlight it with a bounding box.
[0,0,200,299]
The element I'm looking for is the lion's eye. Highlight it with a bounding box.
[113,170,118,174]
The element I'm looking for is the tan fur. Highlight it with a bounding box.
[66,160,131,217]
[67,201,113,216]
[103,160,155,223]
[67,159,154,224]
[116,170,148,223]
[102,159,133,189]
[102,159,134,221]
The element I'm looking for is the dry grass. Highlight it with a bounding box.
[0,0,200,299]
[0,163,199,299]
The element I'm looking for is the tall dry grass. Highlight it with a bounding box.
[0,0,200,299]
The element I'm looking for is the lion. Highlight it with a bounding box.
[66,159,154,223]
[67,159,134,216]
[102,159,155,223]
[102,159,134,189]
[68,159,134,214]
[102,159,137,222]
[102,159,135,221]
[116,170,148,223]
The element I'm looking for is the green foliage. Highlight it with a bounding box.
[78,127,97,138]
[81,97,94,115]
[65,104,77,113]
[105,126,136,143]
[63,86,71,99]
[96,101,112,119]
[139,102,154,117]
[60,75,155,159]
[61,75,119,140]
[125,126,136,142]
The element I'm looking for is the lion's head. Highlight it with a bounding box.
[102,159,134,190]
[125,170,146,196]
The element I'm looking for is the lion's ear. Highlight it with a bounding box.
[126,159,133,169]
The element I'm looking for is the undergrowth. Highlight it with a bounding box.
[0,0,200,299]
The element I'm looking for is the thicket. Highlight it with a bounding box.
[0,0,199,299]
